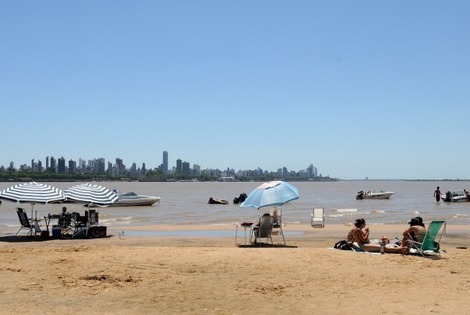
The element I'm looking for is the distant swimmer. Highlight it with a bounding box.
[434,186,442,202]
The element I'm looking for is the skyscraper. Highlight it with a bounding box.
[182,161,190,175]
[176,158,182,174]
[50,156,56,172]
[57,157,66,173]
[162,151,168,175]
[115,158,125,175]
[68,159,77,174]
[95,158,106,174]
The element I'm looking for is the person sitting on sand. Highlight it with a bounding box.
[400,217,427,248]
[351,218,376,251]
[346,225,356,246]
[352,218,405,253]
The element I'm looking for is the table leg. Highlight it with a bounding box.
[235,225,239,245]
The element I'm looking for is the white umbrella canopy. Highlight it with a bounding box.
[0,181,65,217]
[64,183,118,206]
[240,180,300,209]
[0,182,64,204]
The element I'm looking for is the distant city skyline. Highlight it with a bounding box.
[1,150,322,178]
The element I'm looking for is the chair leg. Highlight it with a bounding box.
[16,227,33,236]
[279,227,286,245]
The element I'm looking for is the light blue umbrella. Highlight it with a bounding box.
[240,180,300,209]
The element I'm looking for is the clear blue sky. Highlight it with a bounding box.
[1,1,469,180]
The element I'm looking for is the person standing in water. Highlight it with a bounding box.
[434,186,442,202]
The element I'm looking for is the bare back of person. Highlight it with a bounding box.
[402,225,426,246]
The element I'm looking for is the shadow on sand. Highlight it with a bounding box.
[0,235,53,243]
[0,234,113,243]
[237,243,298,248]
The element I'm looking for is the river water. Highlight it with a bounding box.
[1,180,469,235]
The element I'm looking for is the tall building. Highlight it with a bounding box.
[162,151,168,175]
[306,164,317,178]
[78,158,86,171]
[182,161,190,175]
[176,158,182,174]
[130,162,137,176]
[57,157,66,173]
[115,158,125,175]
[95,158,106,174]
[193,164,201,176]
[68,159,77,174]
[86,159,95,173]
[50,156,57,172]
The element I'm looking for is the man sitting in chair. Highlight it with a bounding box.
[400,217,426,247]
[251,213,271,244]
[58,207,70,226]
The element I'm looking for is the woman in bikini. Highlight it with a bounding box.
[351,218,405,253]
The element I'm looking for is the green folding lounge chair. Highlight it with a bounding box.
[407,220,446,256]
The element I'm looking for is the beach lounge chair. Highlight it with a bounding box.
[58,213,73,237]
[311,208,325,228]
[16,208,35,236]
[72,211,88,238]
[407,220,446,257]
[269,207,285,245]
[251,215,274,245]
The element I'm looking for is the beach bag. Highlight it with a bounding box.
[334,240,352,250]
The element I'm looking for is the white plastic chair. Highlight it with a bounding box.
[311,208,325,228]
[269,207,286,245]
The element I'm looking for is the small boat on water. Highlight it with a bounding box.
[208,197,229,205]
[356,189,394,200]
[233,193,247,204]
[443,190,470,203]
[110,192,161,207]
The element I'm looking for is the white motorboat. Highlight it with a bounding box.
[443,190,470,203]
[110,192,161,207]
[356,189,394,200]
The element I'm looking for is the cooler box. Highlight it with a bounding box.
[52,225,61,238]
[88,226,107,238]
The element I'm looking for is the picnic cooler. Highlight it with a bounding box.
[88,226,107,238]
[52,225,61,238]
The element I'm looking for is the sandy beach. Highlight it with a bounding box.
[1,223,470,314]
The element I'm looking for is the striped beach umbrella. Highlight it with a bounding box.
[0,181,65,218]
[64,183,118,206]
[0,182,65,204]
